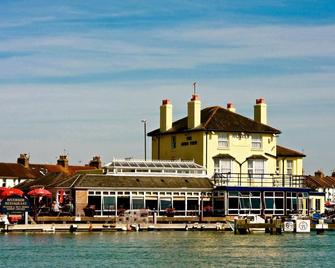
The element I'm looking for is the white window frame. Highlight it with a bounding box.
[251,134,262,149]
[286,160,293,175]
[214,159,232,174]
[218,133,229,148]
[248,159,265,178]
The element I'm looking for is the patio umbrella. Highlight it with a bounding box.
[0,187,9,193]
[0,188,24,199]
[28,188,52,198]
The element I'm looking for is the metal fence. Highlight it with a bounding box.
[213,172,306,188]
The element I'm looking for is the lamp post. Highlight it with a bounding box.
[141,119,147,161]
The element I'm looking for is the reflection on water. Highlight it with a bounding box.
[1,231,335,267]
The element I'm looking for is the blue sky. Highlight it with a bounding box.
[0,1,334,174]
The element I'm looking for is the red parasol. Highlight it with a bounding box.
[28,188,52,198]
[0,188,24,199]
[0,187,9,193]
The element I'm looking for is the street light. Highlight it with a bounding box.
[141,119,147,161]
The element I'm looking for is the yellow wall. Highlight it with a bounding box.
[152,132,204,165]
[276,157,304,175]
[152,131,282,178]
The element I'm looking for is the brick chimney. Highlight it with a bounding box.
[160,99,173,132]
[89,156,102,169]
[227,103,236,113]
[332,170,335,177]
[188,94,201,129]
[57,155,69,168]
[314,170,325,178]
[17,153,29,168]
[254,98,267,125]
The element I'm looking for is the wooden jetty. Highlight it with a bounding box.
[234,219,283,234]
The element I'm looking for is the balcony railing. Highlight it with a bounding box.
[213,172,306,188]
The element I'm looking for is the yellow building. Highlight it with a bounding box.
[149,95,305,185]
[148,95,321,216]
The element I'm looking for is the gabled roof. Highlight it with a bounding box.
[0,163,36,179]
[276,145,306,157]
[148,106,281,136]
[54,174,213,190]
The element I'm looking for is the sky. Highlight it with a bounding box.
[0,0,334,174]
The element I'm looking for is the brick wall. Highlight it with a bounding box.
[75,190,88,216]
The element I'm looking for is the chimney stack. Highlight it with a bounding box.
[227,103,236,113]
[89,156,102,169]
[331,170,335,177]
[314,170,325,178]
[57,155,69,168]
[17,153,29,168]
[188,94,201,129]
[254,98,267,125]
[160,99,173,132]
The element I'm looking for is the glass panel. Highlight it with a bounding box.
[133,198,144,209]
[160,199,172,210]
[251,198,261,209]
[265,198,274,209]
[103,196,115,211]
[187,199,198,210]
[275,198,284,209]
[88,196,101,210]
[240,197,250,209]
[229,197,239,209]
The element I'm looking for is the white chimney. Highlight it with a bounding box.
[188,94,201,129]
[160,99,173,132]
[254,98,267,124]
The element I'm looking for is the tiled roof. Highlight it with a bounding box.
[16,172,67,191]
[54,174,213,190]
[305,176,335,189]
[0,163,36,179]
[30,164,95,176]
[148,106,281,136]
[276,145,306,157]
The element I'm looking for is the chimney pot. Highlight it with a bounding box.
[227,102,236,113]
[191,94,199,101]
[256,98,265,104]
[162,99,171,105]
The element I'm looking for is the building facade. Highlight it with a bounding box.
[148,95,320,216]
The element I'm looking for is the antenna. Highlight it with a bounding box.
[193,82,197,95]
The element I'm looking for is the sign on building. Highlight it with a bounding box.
[284,221,294,232]
[0,196,31,216]
[296,219,310,233]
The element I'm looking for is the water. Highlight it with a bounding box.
[1,231,335,267]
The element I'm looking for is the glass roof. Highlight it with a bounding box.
[105,159,205,171]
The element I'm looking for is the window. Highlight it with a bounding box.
[218,133,229,148]
[248,159,265,178]
[315,199,321,213]
[171,136,176,149]
[264,191,284,215]
[286,160,293,175]
[251,135,262,149]
[214,159,232,174]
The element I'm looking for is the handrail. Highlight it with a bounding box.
[212,172,306,188]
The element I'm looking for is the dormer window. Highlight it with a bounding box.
[218,133,229,148]
[251,134,262,149]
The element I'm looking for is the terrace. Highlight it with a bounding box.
[213,172,306,188]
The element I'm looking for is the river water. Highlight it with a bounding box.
[1,231,334,267]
